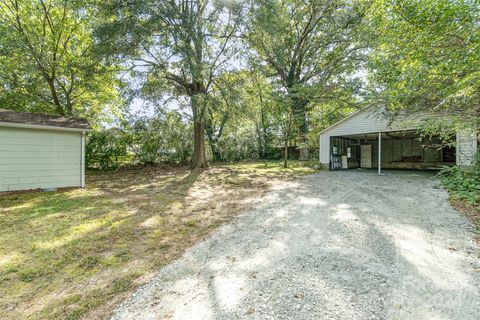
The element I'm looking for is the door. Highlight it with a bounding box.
[361,145,372,168]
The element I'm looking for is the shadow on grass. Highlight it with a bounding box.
[0,163,319,320]
[0,167,203,320]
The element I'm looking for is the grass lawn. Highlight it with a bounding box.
[0,161,318,320]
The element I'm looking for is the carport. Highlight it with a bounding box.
[319,107,477,173]
[329,130,456,173]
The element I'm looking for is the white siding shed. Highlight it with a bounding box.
[0,109,91,192]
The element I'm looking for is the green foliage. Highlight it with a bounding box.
[86,111,192,170]
[86,129,129,170]
[216,121,263,161]
[247,0,366,151]
[127,113,193,165]
[0,0,123,124]
[366,0,480,130]
[127,120,164,166]
[205,71,247,161]
[438,154,480,204]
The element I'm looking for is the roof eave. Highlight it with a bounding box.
[0,121,92,132]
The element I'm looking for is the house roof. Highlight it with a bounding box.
[0,109,91,131]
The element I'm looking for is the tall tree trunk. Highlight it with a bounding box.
[191,96,206,168]
[210,142,221,162]
[260,106,268,158]
[283,137,289,168]
[298,125,309,161]
[292,98,309,161]
[205,112,228,162]
[193,120,206,168]
[255,123,263,159]
[283,121,291,169]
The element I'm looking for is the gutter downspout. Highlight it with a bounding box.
[81,132,86,188]
[378,132,382,175]
[319,134,321,164]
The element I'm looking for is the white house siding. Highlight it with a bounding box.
[319,108,393,164]
[0,127,82,192]
[319,134,330,164]
[319,108,478,167]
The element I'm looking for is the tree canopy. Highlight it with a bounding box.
[0,0,477,167]
[247,0,366,159]
[0,0,122,125]
[97,0,244,167]
[366,0,480,131]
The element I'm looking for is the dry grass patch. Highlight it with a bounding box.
[0,161,318,320]
[451,200,480,244]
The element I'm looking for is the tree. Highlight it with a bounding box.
[247,0,366,160]
[205,72,245,161]
[243,71,276,159]
[98,0,244,167]
[0,0,121,123]
[366,0,480,132]
[126,111,193,165]
[273,96,296,168]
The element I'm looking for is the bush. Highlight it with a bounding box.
[86,111,192,170]
[86,129,129,170]
[127,119,163,166]
[216,123,261,161]
[128,113,192,164]
[437,154,480,204]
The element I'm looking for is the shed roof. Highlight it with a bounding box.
[0,109,91,131]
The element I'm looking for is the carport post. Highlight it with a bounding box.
[378,132,382,175]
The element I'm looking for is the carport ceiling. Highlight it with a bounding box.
[335,130,420,140]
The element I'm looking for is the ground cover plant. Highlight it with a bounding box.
[438,156,480,241]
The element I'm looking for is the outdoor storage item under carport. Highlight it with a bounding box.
[0,109,91,192]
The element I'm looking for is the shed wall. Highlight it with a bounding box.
[0,127,82,192]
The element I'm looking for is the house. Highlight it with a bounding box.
[0,109,91,192]
[319,107,477,172]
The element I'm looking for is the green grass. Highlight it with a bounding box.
[216,160,319,175]
[0,161,319,320]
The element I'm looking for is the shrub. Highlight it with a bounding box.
[86,129,129,170]
[437,154,480,204]
[86,111,193,170]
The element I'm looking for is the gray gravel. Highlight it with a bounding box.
[111,170,480,320]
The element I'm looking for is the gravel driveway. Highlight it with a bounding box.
[111,170,480,320]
